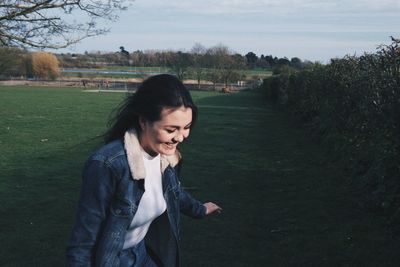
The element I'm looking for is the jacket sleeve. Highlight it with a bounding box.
[174,160,206,219]
[65,158,116,266]
[178,187,207,219]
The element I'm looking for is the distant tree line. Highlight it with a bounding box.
[244,51,312,70]
[263,38,400,220]
[0,43,313,87]
[57,43,313,86]
[56,44,312,71]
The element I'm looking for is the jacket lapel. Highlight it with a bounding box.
[124,129,181,180]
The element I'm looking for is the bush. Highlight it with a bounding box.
[263,39,400,217]
[31,52,60,80]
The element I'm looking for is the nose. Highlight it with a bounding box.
[173,132,184,143]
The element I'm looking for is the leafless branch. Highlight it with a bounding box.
[0,0,134,49]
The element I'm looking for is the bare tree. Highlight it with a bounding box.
[0,0,134,49]
[166,50,192,80]
[206,44,244,89]
[190,43,206,89]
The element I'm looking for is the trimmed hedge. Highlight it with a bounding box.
[263,40,400,216]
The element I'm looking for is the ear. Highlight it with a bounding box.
[139,116,147,131]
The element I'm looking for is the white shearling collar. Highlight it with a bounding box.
[124,129,181,180]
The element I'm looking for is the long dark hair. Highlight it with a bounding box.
[104,74,198,144]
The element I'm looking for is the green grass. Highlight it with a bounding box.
[60,66,272,80]
[61,66,169,79]
[243,68,273,77]
[0,86,399,266]
[102,66,169,72]
[61,72,144,79]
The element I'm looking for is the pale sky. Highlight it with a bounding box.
[58,0,400,62]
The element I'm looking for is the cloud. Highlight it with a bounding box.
[133,0,400,15]
[58,0,400,62]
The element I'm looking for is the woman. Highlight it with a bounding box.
[66,74,222,266]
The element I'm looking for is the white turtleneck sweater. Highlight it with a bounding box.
[123,148,167,249]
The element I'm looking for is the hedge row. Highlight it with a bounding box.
[263,39,400,217]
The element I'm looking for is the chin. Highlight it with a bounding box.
[160,144,177,155]
[161,149,176,156]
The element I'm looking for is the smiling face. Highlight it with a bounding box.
[139,106,192,156]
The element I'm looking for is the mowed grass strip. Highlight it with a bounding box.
[1,86,399,266]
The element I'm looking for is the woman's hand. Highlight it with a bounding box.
[203,202,222,215]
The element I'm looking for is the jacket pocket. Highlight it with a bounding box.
[110,198,137,218]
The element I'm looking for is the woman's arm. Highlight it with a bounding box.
[178,188,207,218]
[66,158,116,266]
[178,187,222,218]
[174,162,222,218]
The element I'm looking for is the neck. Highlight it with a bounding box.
[138,131,158,157]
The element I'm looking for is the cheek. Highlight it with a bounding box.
[155,131,173,143]
[183,129,190,138]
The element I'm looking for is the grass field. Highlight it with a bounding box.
[60,66,272,80]
[1,86,399,266]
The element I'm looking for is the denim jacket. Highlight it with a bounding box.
[66,129,207,266]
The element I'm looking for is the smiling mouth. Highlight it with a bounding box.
[164,143,177,149]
